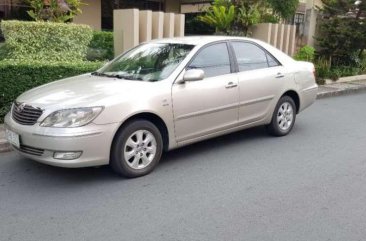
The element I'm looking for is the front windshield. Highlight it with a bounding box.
[98,43,195,82]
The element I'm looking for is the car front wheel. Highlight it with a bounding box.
[110,120,163,178]
[267,96,296,137]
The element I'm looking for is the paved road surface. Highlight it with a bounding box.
[1,93,366,241]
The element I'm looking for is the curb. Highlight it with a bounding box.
[317,83,366,99]
[1,78,366,154]
[0,140,11,153]
[0,125,12,153]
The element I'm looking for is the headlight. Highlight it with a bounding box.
[40,107,103,128]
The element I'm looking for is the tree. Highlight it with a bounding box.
[236,3,261,35]
[26,0,84,22]
[234,0,299,20]
[316,0,366,66]
[197,3,236,34]
[196,0,299,36]
[267,0,299,19]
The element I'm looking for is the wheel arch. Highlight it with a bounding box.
[281,90,300,113]
[111,112,170,153]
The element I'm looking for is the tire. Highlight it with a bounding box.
[266,96,297,137]
[110,120,163,178]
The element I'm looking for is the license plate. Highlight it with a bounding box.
[5,129,20,149]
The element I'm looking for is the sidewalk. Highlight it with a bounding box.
[1,78,366,153]
[0,125,10,153]
[317,79,366,99]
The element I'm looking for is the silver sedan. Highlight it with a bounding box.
[4,36,318,177]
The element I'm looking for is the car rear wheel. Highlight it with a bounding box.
[266,96,296,137]
[110,120,163,178]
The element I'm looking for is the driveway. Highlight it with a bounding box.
[1,93,366,241]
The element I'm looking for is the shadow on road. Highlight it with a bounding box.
[1,126,275,187]
[161,126,269,165]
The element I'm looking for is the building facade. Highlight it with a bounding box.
[0,0,323,46]
[299,0,323,47]
[72,0,210,30]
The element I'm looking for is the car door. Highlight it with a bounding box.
[230,41,292,125]
[172,42,239,143]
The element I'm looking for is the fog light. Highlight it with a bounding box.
[53,151,82,160]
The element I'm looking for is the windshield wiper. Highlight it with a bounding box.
[113,74,143,81]
[91,72,114,77]
[92,72,144,81]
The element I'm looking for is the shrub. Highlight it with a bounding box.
[360,57,366,74]
[0,60,104,122]
[197,4,236,34]
[87,30,114,61]
[315,58,330,85]
[328,69,342,81]
[314,56,363,83]
[0,42,6,59]
[0,20,93,61]
[294,45,315,62]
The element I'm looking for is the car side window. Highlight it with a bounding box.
[267,53,280,67]
[232,42,275,72]
[188,43,231,78]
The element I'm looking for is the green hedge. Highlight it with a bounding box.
[294,45,315,62]
[0,60,104,122]
[87,30,114,61]
[0,20,93,61]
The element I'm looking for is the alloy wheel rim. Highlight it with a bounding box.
[277,102,294,131]
[124,130,157,170]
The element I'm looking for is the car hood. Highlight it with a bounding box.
[17,74,158,109]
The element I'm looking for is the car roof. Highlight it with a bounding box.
[150,36,254,46]
[148,36,296,66]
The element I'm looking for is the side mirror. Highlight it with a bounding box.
[183,69,205,82]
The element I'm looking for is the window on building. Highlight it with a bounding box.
[101,0,165,30]
[294,13,305,24]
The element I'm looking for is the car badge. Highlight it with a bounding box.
[17,103,26,112]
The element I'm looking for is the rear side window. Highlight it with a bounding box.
[267,53,280,67]
[231,42,279,72]
[189,43,231,78]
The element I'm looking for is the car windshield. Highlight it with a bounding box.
[96,43,195,82]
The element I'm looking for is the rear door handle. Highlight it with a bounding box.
[225,82,238,89]
[276,73,285,78]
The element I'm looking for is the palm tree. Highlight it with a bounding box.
[197,4,235,34]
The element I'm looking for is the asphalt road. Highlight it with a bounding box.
[1,93,366,241]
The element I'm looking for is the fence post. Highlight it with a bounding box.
[113,9,139,56]
[139,10,152,43]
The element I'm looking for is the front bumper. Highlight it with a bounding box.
[4,113,120,168]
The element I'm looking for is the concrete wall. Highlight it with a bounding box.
[304,8,318,47]
[165,0,181,13]
[139,10,153,42]
[114,9,185,56]
[251,23,297,56]
[306,0,323,8]
[300,0,323,47]
[152,12,164,39]
[181,3,211,13]
[73,0,101,30]
[113,9,139,56]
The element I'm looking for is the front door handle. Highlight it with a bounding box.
[225,82,238,89]
[276,73,285,78]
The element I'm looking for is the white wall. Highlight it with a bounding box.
[73,0,101,30]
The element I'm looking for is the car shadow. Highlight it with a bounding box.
[3,125,278,187]
[161,126,269,165]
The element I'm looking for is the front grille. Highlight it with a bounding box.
[12,102,43,125]
[15,144,45,156]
